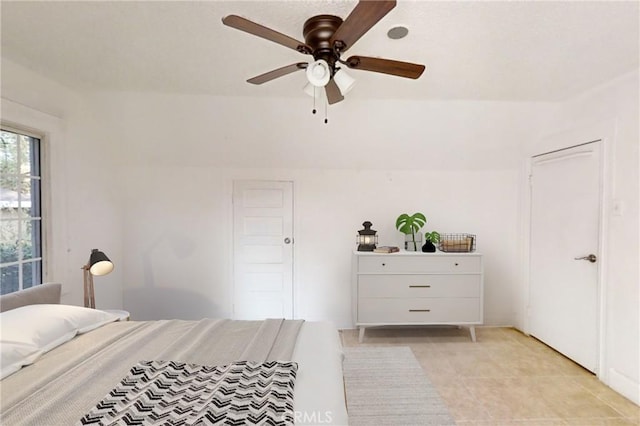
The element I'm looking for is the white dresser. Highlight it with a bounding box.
[351,251,483,342]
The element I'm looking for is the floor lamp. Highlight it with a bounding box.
[82,249,114,308]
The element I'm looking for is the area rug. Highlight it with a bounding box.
[343,346,456,425]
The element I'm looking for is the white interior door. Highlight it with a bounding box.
[529,141,601,372]
[233,180,293,320]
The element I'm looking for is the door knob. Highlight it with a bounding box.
[574,254,597,263]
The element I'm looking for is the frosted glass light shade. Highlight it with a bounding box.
[303,83,327,102]
[303,82,316,97]
[306,59,331,87]
[334,68,356,95]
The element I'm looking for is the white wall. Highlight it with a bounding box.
[1,59,124,309]
[524,70,639,403]
[85,91,546,327]
[1,59,550,328]
[117,165,521,327]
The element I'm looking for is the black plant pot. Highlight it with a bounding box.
[421,241,436,252]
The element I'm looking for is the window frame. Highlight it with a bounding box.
[1,124,48,293]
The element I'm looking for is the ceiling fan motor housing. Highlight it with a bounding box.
[303,15,343,71]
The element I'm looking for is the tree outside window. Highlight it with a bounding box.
[0,129,43,294]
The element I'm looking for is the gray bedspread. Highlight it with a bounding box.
[1,318,303,425]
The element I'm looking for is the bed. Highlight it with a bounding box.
[0,283,348,425]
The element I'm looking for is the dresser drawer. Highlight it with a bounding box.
[358,297,481,324]
[358,255,481,274]
[358,274,481,298]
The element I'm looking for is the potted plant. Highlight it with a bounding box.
[395,213,426,251]
[422,231,441,252]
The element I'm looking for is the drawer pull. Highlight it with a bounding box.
[454,262,459,266]
[409,309,431,312]
[409,285,431,288]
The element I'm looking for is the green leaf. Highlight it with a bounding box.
[395,214,410,230]
[425,231,440,243]
[395,213,427,235]
[412,213,426,228]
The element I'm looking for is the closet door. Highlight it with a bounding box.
[233,180,293,319]
[529,141,601,372]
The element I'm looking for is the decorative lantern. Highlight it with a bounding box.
[356,221,378,251]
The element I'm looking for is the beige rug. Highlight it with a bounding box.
[343,346,456,425]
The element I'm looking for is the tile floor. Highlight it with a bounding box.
[340,326,640,425]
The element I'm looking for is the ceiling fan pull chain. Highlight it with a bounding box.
[324,98,328,124]
[312,86,317,114]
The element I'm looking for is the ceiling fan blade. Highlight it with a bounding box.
[345,55,426,79]
[325,79,344,105]
[222,15,312,54]
[247,63,308,85]
[330,0,396,52]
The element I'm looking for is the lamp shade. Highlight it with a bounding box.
[334,68,356,95]
[303,82,316,97]
[306,59,331,87]
[88,249,114,276]
[303,82,328,101]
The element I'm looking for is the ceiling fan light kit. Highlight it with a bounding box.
[222,0,425,120]
[303,82,316,97]
[306,59,331,87]
[333,68,356,95]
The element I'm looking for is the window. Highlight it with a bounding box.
[1,128,43,294]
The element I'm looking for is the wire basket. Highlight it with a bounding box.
[438,234,476,252]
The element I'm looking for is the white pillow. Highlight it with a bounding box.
[0,304,118,379]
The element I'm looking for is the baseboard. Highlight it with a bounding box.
[608,368,640,405]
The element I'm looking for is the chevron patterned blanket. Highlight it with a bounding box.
[79,360,298,425]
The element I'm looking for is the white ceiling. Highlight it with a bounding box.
[1,0,638,102]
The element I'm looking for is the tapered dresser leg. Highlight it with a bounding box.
[469,326,477,342]
[358,326,365,343]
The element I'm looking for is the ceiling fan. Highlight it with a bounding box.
[222,0,425,106]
